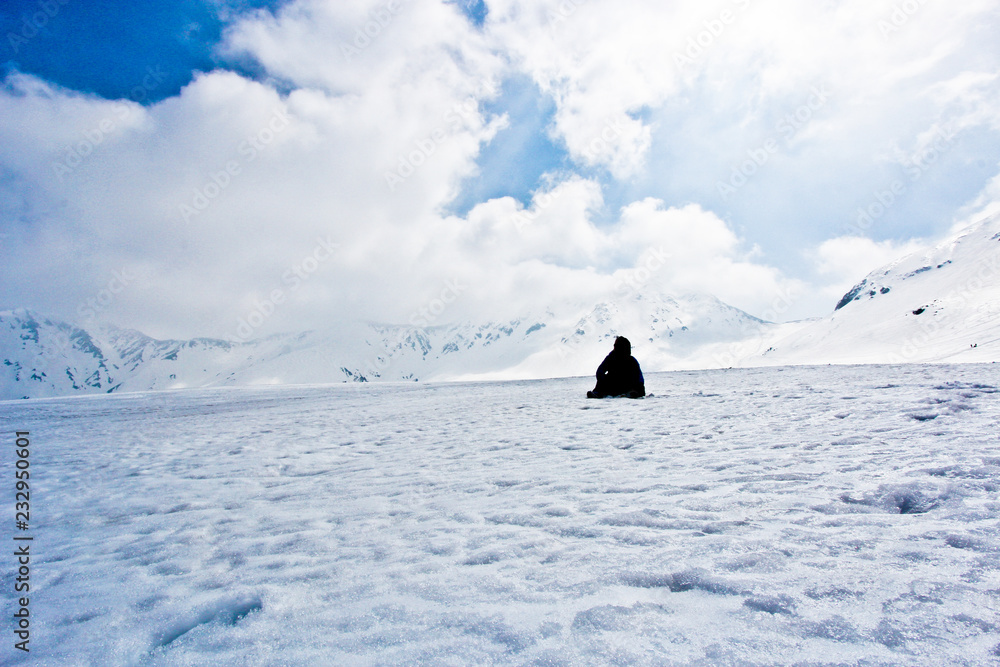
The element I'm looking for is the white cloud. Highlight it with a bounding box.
[429,186,803,322]
[0,0,512,338]
[2,0,1000,340]
[810,235,926,305]
[0,45,803,333]
[487,0,1000,224]
[953,166,1000,231]
[614,199,803,318]
[486,0,691,177]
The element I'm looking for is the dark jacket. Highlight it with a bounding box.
[594,337,645,397]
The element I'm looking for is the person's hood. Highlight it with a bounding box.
[613,336,631,356]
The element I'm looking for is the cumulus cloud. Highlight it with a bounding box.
[488,0,1000,260]
[423,183,802,322]
[1,0,1000,340]
[0,0,511,338]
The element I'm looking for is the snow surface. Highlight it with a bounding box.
[3,365,1000,665]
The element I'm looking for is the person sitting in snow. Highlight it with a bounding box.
[587,336,645,399]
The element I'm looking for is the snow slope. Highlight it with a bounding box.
[3,364,999,665]
[0,293,781,399]
[755,214,1000,366]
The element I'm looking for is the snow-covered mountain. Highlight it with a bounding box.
[753,213,1000,366]
[9,213,998,399]
[0,292,779,399]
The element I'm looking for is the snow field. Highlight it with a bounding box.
[2,364,1000,665]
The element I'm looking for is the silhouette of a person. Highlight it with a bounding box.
[587,336,645,398]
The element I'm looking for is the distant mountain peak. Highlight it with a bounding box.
[0,291,780,398]
[765,214,1000,365]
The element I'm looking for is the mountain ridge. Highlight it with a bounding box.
[1,292,776,399]
[6,214,1000,399]
[752,213,1000,366]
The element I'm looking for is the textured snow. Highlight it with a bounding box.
[3,364,1000,665]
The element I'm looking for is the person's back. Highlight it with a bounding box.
[588,336,645,398]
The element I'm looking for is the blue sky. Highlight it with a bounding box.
[4,0,226,101]
[448,75,566,215]
[2,0,999,339]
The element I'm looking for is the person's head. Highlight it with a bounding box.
[613,336,631,356]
